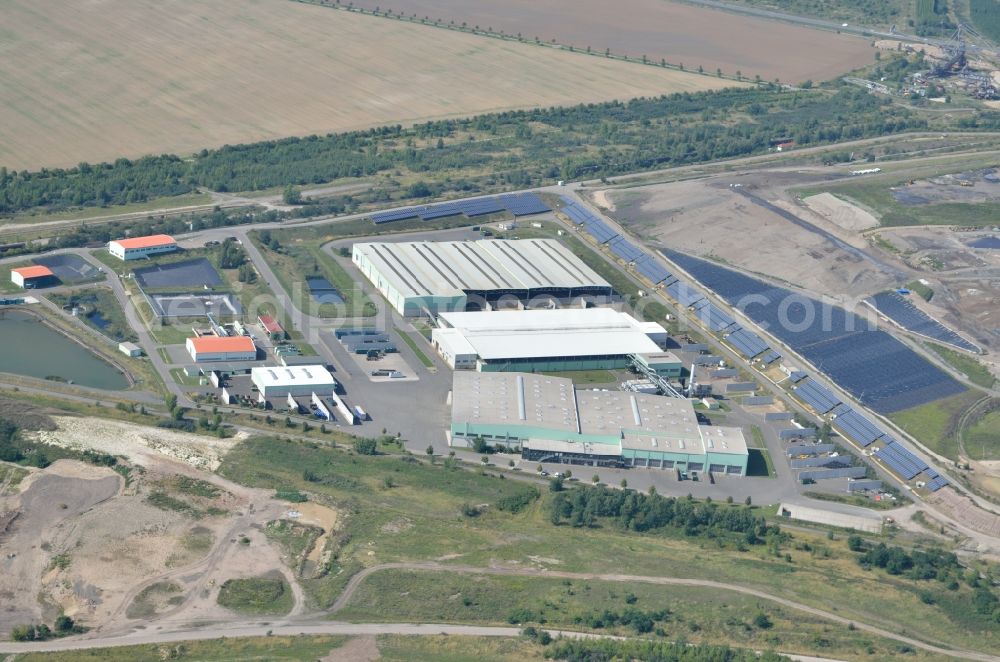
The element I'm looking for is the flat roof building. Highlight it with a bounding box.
[353,238,613,316]
[251,364,337,398]
[186,336,257,362]
[118,341,143,357]
[450,371,748,475]
[109,234,177,261]
[432,308,665,372]
[10,265,55,289]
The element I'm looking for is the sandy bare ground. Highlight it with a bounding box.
[348,0,874,83]
[32,416,247,472]
[0,460,122,631]
[0,0,737,170]
[606,177,897,300]
[801,193,878,232]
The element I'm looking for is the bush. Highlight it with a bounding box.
[353,438,377,455]
[752,613,773,629]
[495,487,539,513]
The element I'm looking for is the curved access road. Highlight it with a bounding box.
[0,562,994,660]
[329,562,1000,662]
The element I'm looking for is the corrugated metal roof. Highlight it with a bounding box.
[112,234,176,249]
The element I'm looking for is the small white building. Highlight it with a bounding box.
[108,234,177,261]
[118,342,143,358]
[10,265,54,289]
[251,364,337,398]
[186,336,257,362]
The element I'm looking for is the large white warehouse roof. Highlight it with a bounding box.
[436,308,663,360]
[251,365,334,389]
[353,238,610,299]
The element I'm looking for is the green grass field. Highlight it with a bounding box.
[49,288,137,344]
[217,572,295,616]
[799,155,1000,227]
[376,635,546,662]
[964,409,1000,462]
[215,435,1000,656]
[339,569,939,660]
[11,636,347,661]
[925,343,996,389]
[889,390,984,460]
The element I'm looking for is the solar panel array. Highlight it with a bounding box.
[499,193,551,216]
[700,303,737,332]
[793,379,841,414]
[760,349,782,365]
[867,292,979,353]
[663,249,966,414]
[370,192,551,225]
[608,236,647,263]
[874,439,928,480]
[831,408,885,447]
[547,205,954,491]
[636,259,673,285]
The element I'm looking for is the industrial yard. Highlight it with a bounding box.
[4,1,1000,658]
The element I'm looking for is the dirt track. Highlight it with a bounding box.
[1,561,996,661]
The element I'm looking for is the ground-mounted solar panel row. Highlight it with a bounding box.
[867,292,979,353]
[370,192,551,225]
[831,408,885,447]
[662,249,966,415]
[700,303,737,332]
[759,349,782,365]
[793,379,842,414]
[608,236,647,263]
[635,259,673,285]
[726,327,769,359]
[874,439,928,480]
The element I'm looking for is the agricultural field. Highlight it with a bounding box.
[0,0,737,170]
[342,0,875,84]
[719,0,909,28]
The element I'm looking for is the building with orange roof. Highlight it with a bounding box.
[10,265,55,289]
[185,335,257,362]
[108,234,177,261]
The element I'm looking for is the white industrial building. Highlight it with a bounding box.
[352,238,613,316]
[251,365,338,398]
[186,336,257,362]
[450,372,749,474]
[431,308,666,372]
[108,234,177,261]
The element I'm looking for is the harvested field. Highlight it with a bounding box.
[346,0,874,83]
[0,0,737,170]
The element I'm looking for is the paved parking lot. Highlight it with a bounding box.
[133,257,222,289]
[33,253,101,283]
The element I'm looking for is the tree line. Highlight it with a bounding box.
[1,85,931,217]
[548,484,780,544]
